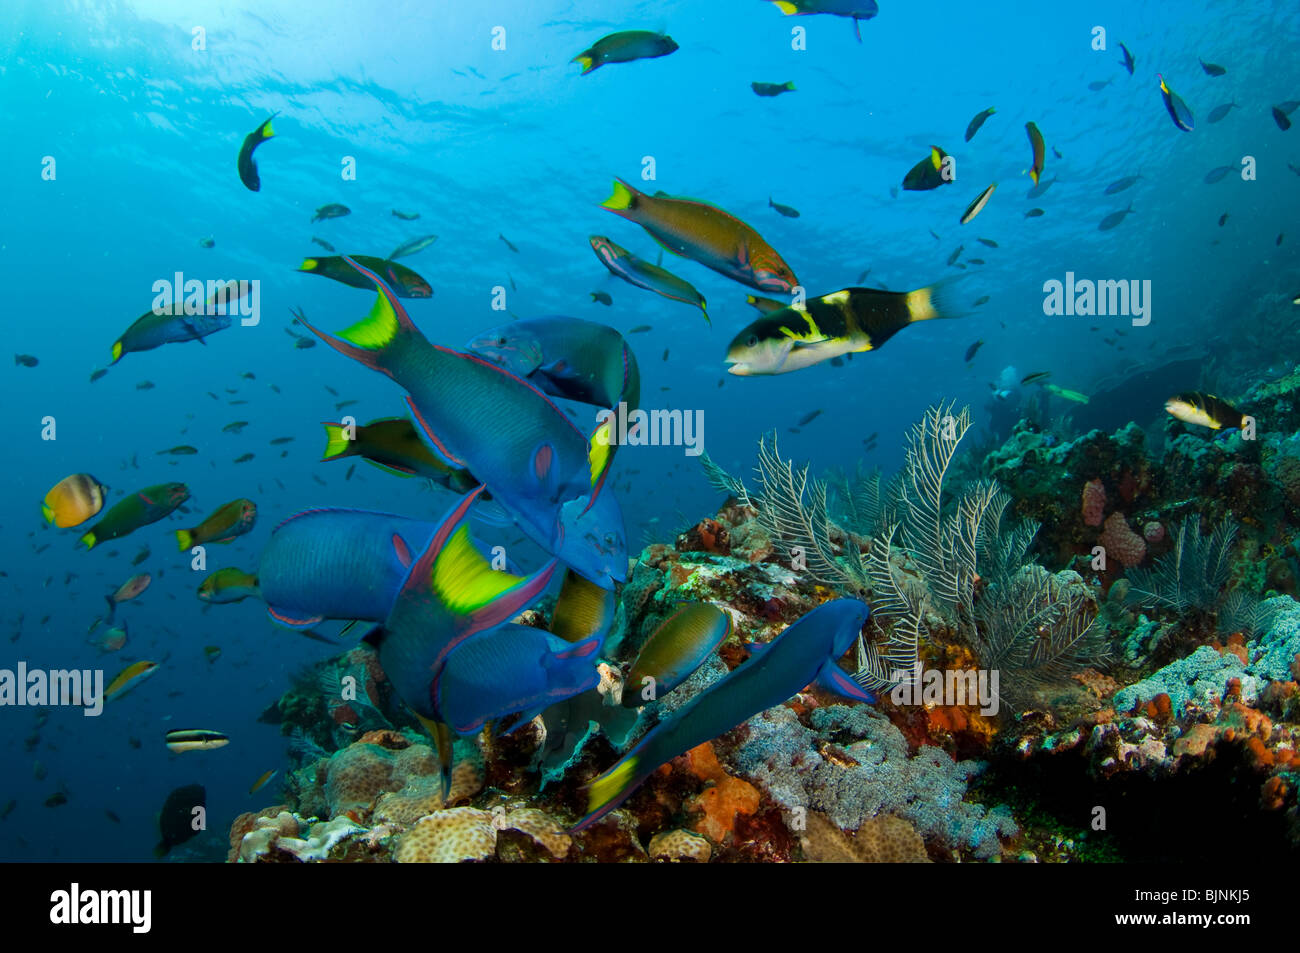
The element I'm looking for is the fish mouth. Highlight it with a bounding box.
[725,361,751,376]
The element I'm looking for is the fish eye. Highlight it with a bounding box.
[746,335,759,348]
[496,337,507,346]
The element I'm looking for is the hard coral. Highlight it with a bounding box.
[322,739,440,818]
[648,829,712,862]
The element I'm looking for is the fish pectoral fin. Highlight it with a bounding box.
[813,659,877,704]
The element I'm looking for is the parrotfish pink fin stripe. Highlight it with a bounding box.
[405,396,467,468]
[267,606,324,628]
[392,534,412,568]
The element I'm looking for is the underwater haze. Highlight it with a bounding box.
[2,0,1300,864]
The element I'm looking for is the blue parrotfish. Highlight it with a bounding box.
[257,509,440,627]
[364,487,561,793]
[436,623,601,735]
[575,598,874,830]
[295,256,617,585]
[466,316,641,412]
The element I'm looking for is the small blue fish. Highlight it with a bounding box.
[575,598,873,830]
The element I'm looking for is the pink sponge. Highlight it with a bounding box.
[1082,479,1106,527]
[1099,512,1146,567]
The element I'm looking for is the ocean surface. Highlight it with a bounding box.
[2,0,1298,861]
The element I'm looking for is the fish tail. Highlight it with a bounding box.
[110,340,124,364]
[771,1,799,13]
[572,754,648,832]
[785,81,796,91]
[80,531,97,550]
[41,502,55,525]
[176,529,193,551]
[104,596,116,624]
[904,277,967,325]
[260,114,277,139]
[600,178,639,215]
[573,54,596,75]
[321,423,355,461]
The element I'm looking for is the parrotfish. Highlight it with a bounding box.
[725,282,963,375]
[903,146,951,191]
[236,115,276,192]
[622,603,732,708]
[197,567,260,604]
[576,598,873,830]
[364,487,562,792]
[466,316,641,412]
[600,180,799,294]
[1025,122,1045,184]
[572,31,678,74]
[589,235,708,321]
[765,0,879,43]
[257,508,441,627]
[436,624,601,736]
[964,107,996,142]
[297,255,432,298]
[1158,74,1194,131]
[550,569,618,645]
[110,281,250,363]
[295,257,615,587]
[321,417,478,489]
[80,483,190,549]
[176,498,257,550]
[43,473,107,528]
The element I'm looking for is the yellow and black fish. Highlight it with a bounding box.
[573,31,678,74]
[165,729,229,753]
[237,114,276,192]
[903,146,951,191]
[1165,392,1246,430]
[726,283,961,375]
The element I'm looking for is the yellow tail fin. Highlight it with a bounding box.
[176,529,193,551]
[322,424,352,461]
[601,179,636,212]
[587,756,640,815]
[339,291,400,350]
[41,503,54,525]
[80,531,97,550]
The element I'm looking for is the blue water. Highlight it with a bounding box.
[2,0,1297,860]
